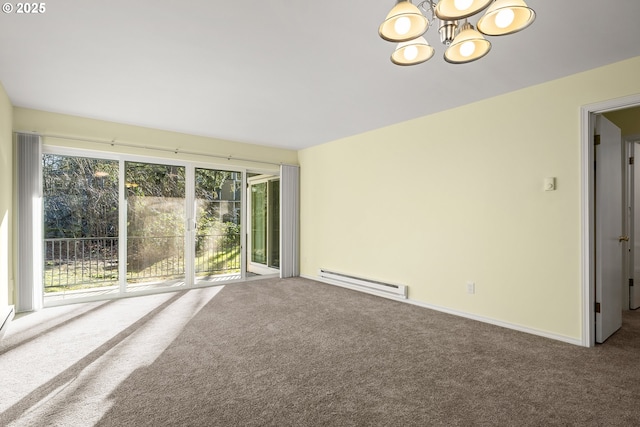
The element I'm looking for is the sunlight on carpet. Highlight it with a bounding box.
[0,286,224,426]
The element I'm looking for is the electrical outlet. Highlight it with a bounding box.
[466,282,475,294]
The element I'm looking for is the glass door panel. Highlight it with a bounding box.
[194,169,242,284]
[42,154,119,302]
[247,175,280,275]
[125,161,186,292]
[251,182,267,265]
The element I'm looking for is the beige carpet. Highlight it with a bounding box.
[1,277,640,426]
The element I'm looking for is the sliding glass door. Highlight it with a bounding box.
[125,161,186,292]
[42,149,257,304]
[43,154,120,301]
[194,168,242,284]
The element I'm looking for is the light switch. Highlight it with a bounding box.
[544,177,556,191]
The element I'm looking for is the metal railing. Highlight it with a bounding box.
[44,233,241,291]
[126,235,185,282]
[195,233,241,276]
[44,237,119,291]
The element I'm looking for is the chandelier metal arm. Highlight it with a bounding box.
[417,1,436,23]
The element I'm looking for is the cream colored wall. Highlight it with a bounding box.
[0,83,13,307]
[299,56,640,342]
[13,108,298,170]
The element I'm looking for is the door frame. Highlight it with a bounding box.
[627,136,640,310]
[581,94,640,346]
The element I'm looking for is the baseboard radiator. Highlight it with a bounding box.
[318,269,407,299]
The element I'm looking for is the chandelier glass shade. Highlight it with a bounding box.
[378,0,430,42]
[476,0,536,36]
[392,36,435,66]
[435,0,494,20]
[379,0,535,65]
[443,22,491,63]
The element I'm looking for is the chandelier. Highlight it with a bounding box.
[379,0,536,65]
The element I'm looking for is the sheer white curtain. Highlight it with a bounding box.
[16,133,43,312]
[280,164,300,278]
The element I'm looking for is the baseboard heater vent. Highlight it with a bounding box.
[318,269,407,299]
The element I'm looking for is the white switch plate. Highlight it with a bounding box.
[466,282,475,294]
[544,177,556,191]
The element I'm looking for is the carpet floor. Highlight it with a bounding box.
[1,277,640,426]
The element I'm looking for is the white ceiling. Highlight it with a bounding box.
[1,1,640,150]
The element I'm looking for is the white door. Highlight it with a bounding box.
[595,114,624,343]
[632,141,640,309]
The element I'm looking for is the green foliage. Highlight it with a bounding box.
[195,169,241,202]
[223,222,241,246]
[125,162,185,198]
[43,155,119,238]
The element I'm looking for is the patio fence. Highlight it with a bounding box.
[44,233,241,291]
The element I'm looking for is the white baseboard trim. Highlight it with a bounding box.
[403,298,583,347]
[303,274,583,347]
[1,305,15,341]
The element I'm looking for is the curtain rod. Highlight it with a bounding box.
[17,131,297,167]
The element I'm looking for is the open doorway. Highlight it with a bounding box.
[582,96,640,346]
